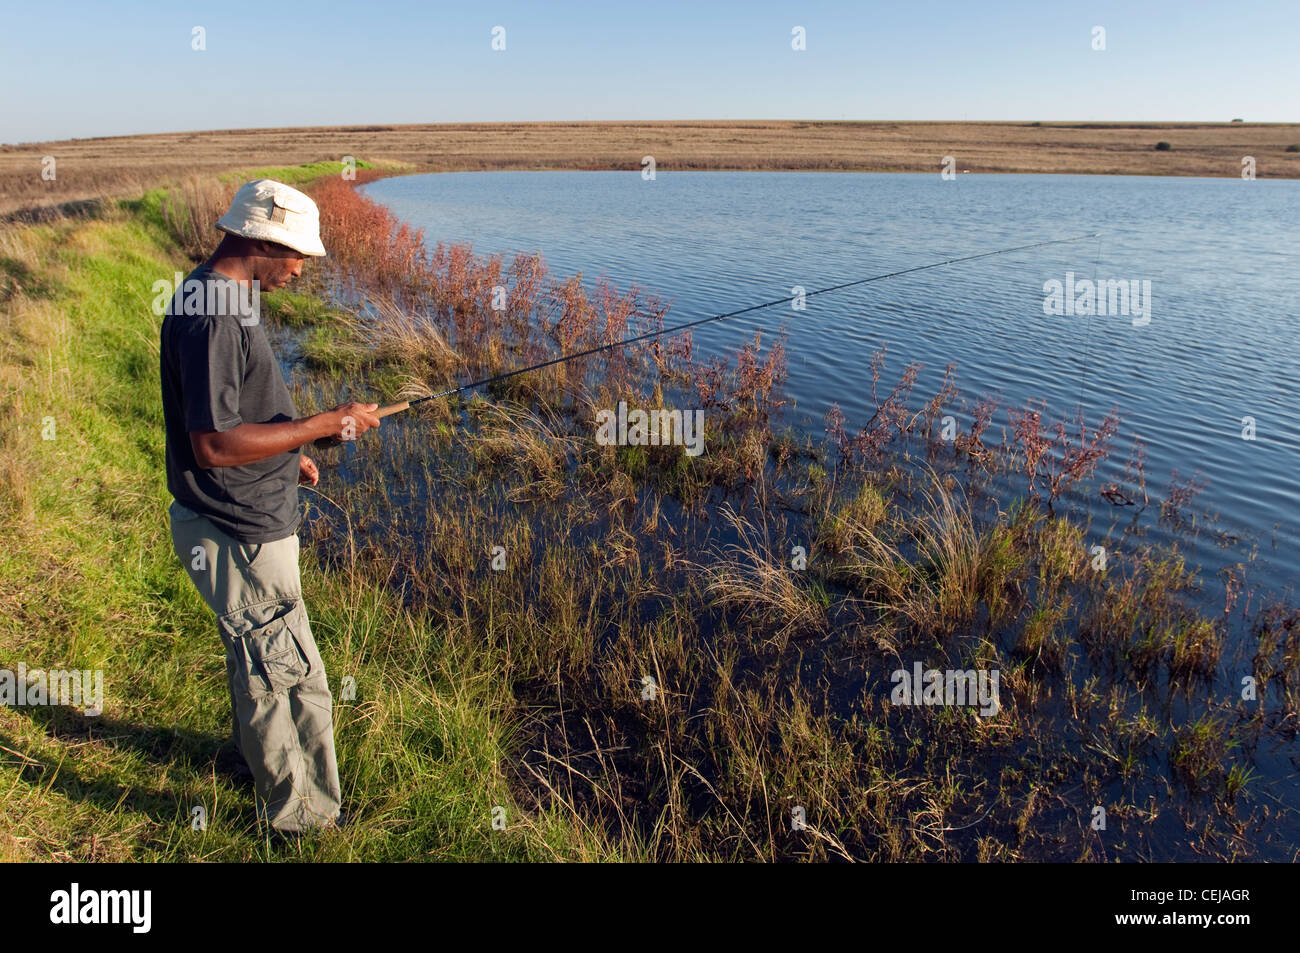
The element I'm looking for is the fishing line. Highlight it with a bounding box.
[335,233,1102,424]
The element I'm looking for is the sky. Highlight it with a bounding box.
[1,0,1296,144]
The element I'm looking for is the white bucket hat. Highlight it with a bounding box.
[215,179,327,257]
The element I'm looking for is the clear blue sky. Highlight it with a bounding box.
[2,0,1296,144]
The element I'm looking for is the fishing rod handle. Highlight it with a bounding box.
[311,401,411,448]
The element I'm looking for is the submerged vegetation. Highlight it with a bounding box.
[0,161,1296,861]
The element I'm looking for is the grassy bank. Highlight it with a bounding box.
[1,161,1296,862]
[0,162,614,861]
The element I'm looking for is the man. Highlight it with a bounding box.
[160,179,381,832]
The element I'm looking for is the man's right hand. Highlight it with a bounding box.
[193,402,384,468]
[320,402,382,441]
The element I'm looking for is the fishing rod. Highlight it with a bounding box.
[316,233,1099,446]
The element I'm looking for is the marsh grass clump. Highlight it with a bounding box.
[262,288,343,328]
[692,503,829,646]
[1251,605,1300,719]
[360,295,463,381]
[1017,598,1072,671]
[818,481,889,555]
[1170,714,1233,796]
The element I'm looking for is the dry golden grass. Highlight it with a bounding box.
[694,502,828,644]
[829,474,985,634]
[362,295,463,378]
[3,119,1298,217]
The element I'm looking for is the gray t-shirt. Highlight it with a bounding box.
[160,264,301,543]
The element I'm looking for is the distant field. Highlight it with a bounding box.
[3,120,1298,218]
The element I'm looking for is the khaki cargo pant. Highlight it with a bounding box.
[170,500,341,832]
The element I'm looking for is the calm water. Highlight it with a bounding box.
[363,171,1300,600]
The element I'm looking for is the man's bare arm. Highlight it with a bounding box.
[190,402,381,468]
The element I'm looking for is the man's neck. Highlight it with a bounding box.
[205,254,254,284]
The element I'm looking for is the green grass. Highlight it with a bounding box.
[221,160,375,186]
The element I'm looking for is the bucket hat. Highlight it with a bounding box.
[216,179,327,257]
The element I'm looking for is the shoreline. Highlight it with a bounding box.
[4,119,1298,219]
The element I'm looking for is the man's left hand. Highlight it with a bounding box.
[299,454,320,486]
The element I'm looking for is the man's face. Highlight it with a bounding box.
[255,242,307,291]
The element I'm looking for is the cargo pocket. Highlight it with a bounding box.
[236,542,264,571]
[221,598,312,697]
